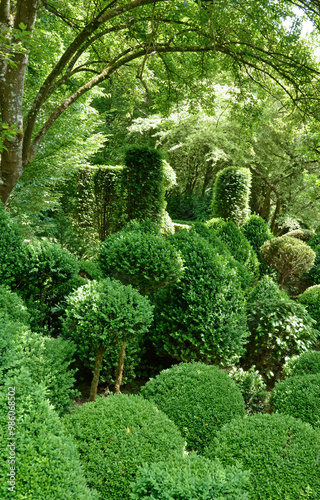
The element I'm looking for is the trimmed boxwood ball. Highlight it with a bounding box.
[0,368,98,500]
[211,166,251,226]
[150,230,248,365]
[206,413,320,500]
[131,452,251,500]
[299,285,320,330]
[99,227,184,295]
[63,394,185,500]
[141,362,245,452]
[270,374,320,428]
[284,350,320,376]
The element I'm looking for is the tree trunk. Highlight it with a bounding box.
[89,345,106,402]
[114,341,126,394]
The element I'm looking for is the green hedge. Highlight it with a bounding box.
[271,374,320,428]
[212,166,251,226]
[131,452,251,500]
[63,394,185,500]
[0,368,98,500]
[206,413,320,500]
[284,350,320,376]
[141,362,245,452]
[299,285,320,330]
[150,230,248,364]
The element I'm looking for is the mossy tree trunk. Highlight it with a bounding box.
[89,344,106,402]
[114,341,126,394]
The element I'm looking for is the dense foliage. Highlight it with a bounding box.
[131,452,251,500]
[284,351,320,377]
[63,394,185,500]
[299,285,320,330]
[141,362,245,452]
[271,374,320,428]
[206,413,320,500]
[150,230,248,364]
[0,205,25,286]
[228,366,269,414]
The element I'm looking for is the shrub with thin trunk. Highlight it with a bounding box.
[260,235,315,288]
[211,166,251,226]
[63,278,153,399]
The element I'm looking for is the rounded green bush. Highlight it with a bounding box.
[0,204,25,286]
[0,286,30,325]
[206,413,320,500]
[63,394,185,500]
[141,362,245,452]
[131,452,251,500]
[261,235,315,287]
[286,229,315,242]
[245,276,318,385]
[150,230,248,364]
[212,166,251,226]
[299,285,320,330]
[215,221,260,281]
[271,374,320,428]
[99,228,184,295]
[0,368,98,500]
[241,214,273,255]
[284,350,320,376]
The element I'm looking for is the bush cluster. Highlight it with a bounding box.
[131,452,251,500]
[141,362,245,452]
[271,374,320,428]
[63,394,185,500]
[150,230,248,364]
[206,413,320,500]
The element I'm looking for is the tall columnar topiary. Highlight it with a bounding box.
[244,276,319,386]
[270,374,320,428]
[211,166,251,226]
[63,278,153,399]
[206,413,320,500]
[141,362,245,452]
[0,368,98,500]
[123,146,165,224]
[215,221,260,283]
[63,394,185,500]
[260,235,315,288]
[131,452,251,500]
[150,230,248,365]
[241,214,273,255]
[99,224,184,296]
[0,204,25,285]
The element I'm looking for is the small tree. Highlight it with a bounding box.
[63,279,153,400]
[212,167,251,226]
[261,235,315,288]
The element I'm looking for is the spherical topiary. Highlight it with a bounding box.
[0,368,98,500]
[212,166,251,226]
[150,230,248,365]
[63,278,153,398]
[244,276,318,385]
[141,362,245,452]
[270,374,320,428]
[241,214,273,254]
[299,285,320,330]
[283,350,320,377]
[206,413,320,500]
[261,235,315,288]
[123,146,165,224]
[99,228,184,295]
[215,221,260,281]
[131,452,251,500]
[63,394,185,500]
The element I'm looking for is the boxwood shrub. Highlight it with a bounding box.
[299,285,320,330]
[0,204,25,286]
[0,285,30,325]
[270,374,320,427]
[150,230,248,364]
[228,366,269,414]
[206,413,320,500]
[283,350,320,376]
[63,394,185,500]
[0,368,98,500]
[131,452,251,500]
[141,362,245,452]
